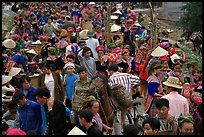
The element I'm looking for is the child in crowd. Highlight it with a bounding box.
[142,118,160,135]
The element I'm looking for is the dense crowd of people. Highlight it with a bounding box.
[2,2,202,135]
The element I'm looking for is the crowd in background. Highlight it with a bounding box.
[2,2,202,135]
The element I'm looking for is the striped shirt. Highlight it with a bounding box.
[108,72,140,94]
[155,114,177,132]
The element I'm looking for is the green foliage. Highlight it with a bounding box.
[176,2,202,33]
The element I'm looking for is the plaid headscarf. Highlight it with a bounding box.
[178,114,194,127]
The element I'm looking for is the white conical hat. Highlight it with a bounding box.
[113,10,122,15]
[89,2,95,5]
[170,53,181,63]
[79,29,89,40]
[111,24,121,32]
[116,4,122,9]
[3,39,16,49]
[8,67,21,77]
[151,46,169,57]
[2,75,13,85]
[134,22,142,27]
[67,126,86,135]
[111,15,118,20]
[26,49,38,55]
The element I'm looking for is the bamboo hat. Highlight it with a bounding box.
[151,46,169,57]
[111,24,121,32]
[79,29,89,40]
[67,126,86,135]
[113,9,122,15]
[3,39,16,49]
[111,15,118,20]
[8,67,21,77]
[2,75,13,85]
[26,49,38,55]
[163,76,182,89]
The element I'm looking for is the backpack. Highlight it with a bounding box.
[111,84,132,110]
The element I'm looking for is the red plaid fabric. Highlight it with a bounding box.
[5,60,17,73]
[144,94,153,113]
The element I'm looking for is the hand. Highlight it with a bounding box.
[167,116,176,127]
[105,126,113,133]
[47,98,54,110]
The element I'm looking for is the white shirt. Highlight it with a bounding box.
[86,37,99,59]
[161,91,189,119]
[51,22,59,38]
[44,73,55,99]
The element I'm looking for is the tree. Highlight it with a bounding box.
[175,2,202,39]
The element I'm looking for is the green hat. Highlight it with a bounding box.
[19,39,24,44]
[178,114,194,127]
[176,51,183,56]
[148,60,162,75]
[48,47,56,55]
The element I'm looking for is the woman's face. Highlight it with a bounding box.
[116,52,122,59]
[162,61,169,69]
[41,66,49,74]
[155,68,163,77]
[173,64,182,73]
[179,122,194,133]
[89,101,99,115]
[123,53,129,60]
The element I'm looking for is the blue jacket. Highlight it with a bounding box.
[11,54,28,72]
[18,99,42,135]
[19,86,37,102]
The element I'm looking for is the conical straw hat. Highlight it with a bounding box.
[151,46,168,57]
[113,10,122,15]
[111,15,118,20]
[3,39,16,49]
[67,126,86,135]
[26,49,38,55]
[2,75,13,85]
[8,67,21,77]
[79,29,89,40]
[111,24,121,32]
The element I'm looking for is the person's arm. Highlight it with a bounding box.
[34,104,42,135]
[14,110,20,129]
[184,98,190,115]
[56,72,66,99]
[147,82,163,97]
[2,110,12,120]
[63,74,66,86]
[20,56,28,73]
[77,50,85,67]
